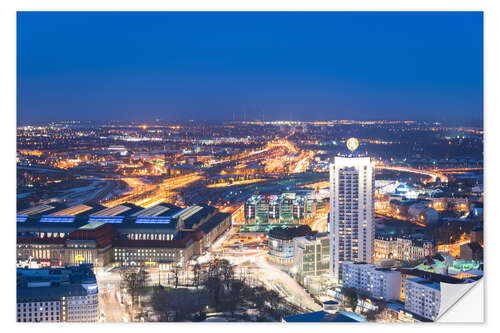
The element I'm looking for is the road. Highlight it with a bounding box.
[376,165,448,183]
[96,269,130,322]
[209,229,321,312]
[252,255,322,312]
[102,173,202,207]
[309,214,328,233]
[292,151,315,173]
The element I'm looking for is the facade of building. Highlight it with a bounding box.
[17,264,99,322]
[342,262,402,301]
[198,213,232,250]
[329,153,375,280]
[389,200,416,220]
[470,226,484,246]
[429,197,469,213]
[65,221,115,266]
[374,236,436,262]
[404,278,441,321]
[268,225,312,265]
[17,238,66,266]
[17,204,231,268]
[113,235,200,267]
[408,203,439,225]
[244,192,317,224]
[293,232,330,282]
[459,242,484,262]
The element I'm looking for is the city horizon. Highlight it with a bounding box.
[17,118,484,127]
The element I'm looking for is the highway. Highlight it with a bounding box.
[376,165,448,183]
[253,255,321,312]
[207,229,321,313]
[292,151,315,173]
[102,173,202,207]
[309,214,328,233]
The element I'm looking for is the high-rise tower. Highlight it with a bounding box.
[329,138,375,280]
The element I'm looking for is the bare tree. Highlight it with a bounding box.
[265,289,282,309]
[220,259,234,290]
[121,268,148,304]
[227,280,245,317]
[248,285,267,309]
[192,263,202,290]
[151,287,171,321]
[151,287,200,322]
[204,275,223,310]
[173,264,180,288]
[172,291,198,321]
[341,287,358,312]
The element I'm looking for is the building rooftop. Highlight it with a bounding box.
[48,204,95,216]
[398,268,465,284]
[282,310,365,323]
[68,222,115,242]
[182,205,217,229]
[17,202,182,231]
[91,204,134,217]
[407,277,441,291]
[131,203,178,217]
[17,264,97,300]
[268,225,312,241]
[78,220,107,230]
[18,204,58,216]
[17,284,90,302]
[198,212,230,234]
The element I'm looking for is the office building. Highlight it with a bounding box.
[293,232,330,282]
[268,225,312,265]
[244,191,317,225]
[460,242,483,262]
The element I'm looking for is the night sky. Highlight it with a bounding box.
[17,11,483,124]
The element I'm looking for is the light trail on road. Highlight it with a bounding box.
[376,165,448,183]
[310,215,328,232]
[102,173,202,207]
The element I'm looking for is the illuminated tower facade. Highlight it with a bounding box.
[329,138,375,280]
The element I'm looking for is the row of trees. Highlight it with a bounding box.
[121,268,149,305]
[150,259,298,321]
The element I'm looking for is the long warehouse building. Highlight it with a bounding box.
[17,202,231,267]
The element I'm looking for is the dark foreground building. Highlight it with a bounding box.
[17,264,98,322]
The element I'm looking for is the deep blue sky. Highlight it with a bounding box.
[17,11,483,124]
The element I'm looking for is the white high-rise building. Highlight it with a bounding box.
[329,138,375,280]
